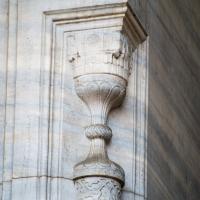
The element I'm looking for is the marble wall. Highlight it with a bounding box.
[1,0,200,199]
[129,0,200,199]
[0,0,148,199]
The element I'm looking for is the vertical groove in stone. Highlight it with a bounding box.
[1,0,18,199]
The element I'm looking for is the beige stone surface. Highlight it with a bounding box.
[130,0,200,199]
[0,0,148,199]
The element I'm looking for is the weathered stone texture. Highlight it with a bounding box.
[2,0,199,199]
[0,0,148,199]
[129,0,200,199]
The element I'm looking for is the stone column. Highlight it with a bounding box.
[67,3,147,199]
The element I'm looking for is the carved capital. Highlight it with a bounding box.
[70,2,147,199]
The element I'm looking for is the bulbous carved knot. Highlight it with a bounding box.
[85,124,112,141]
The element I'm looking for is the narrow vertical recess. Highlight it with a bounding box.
[2,0,18,199]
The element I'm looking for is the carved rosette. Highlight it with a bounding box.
[75,177,121,200]
[70,3,146,199]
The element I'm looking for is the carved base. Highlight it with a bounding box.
[73,159,125,186]
[75,177,122,200]
[73,138,125,198]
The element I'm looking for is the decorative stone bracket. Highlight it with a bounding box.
[68,3,147,199]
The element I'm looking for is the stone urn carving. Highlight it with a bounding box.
[71,32,132,199]
[73,74,126,200]
[68,3,147,199]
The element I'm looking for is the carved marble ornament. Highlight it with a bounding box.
[69,3,146,199]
